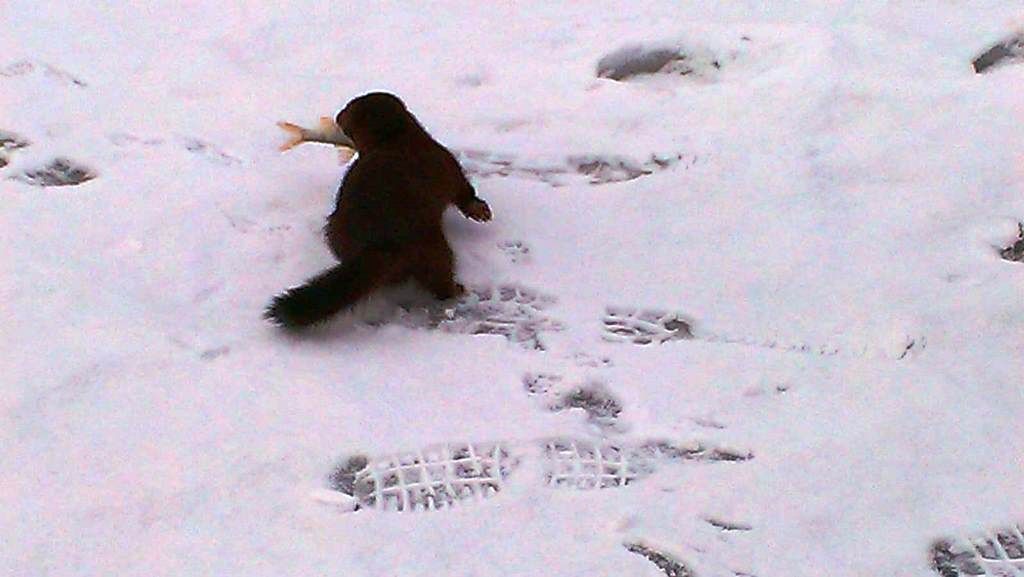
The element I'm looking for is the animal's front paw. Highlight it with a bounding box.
[431,281,465,301]
[462,198,492,222]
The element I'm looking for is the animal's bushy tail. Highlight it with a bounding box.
[264,249,400,329]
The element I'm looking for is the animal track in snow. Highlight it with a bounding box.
[597,43,728,82]
[523,373,624,433]
[571,351,614,368]
[706,517,753,532]
[625,542,695,577]
[199,346,230,361]
[595,32,792,87]
[392,284,563,351]
[570,153,692,185]
[1000,223,1024,263]
[0,130,31,170]
[896,335,927,360]
[597,45,691,80]
[108,132,165,148]
[602,306,694,345]
[602,304,836,355]
[11,158,96,187]
[498,240,531,264]
[457,149,692,187]
[523,372,563,395]
[325,437,750,512]
[456,149,565,186]
[109,133,243,166]
[177,136,243,165]
[702,331,930,360]
[603,305,923,360]
[0,60,87,87]
[931,522,1024,577]
[973,32,1024,74]
[0,130,31,152]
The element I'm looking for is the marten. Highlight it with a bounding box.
[264,92,492,329]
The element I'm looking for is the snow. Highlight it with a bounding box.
[2,2,1023,576]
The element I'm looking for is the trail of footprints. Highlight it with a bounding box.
[2,62,97,186]
[376,285,695,355]
[449,34,788,189]
[109,132,243,166]
[456,149,694,187]
[931,522,1024,577]
[601,305,838,357]
[1,60,87,87]
[0,128,241,188]
[325,244,906,516]
[331,296,754,511]
[601,305,838,356]
[1,57,240,189]
[327,437,751,513]
[601,305,930,360]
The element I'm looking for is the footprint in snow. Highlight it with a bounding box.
[323,437,751,513]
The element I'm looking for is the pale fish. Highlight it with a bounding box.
[277,116,356,162]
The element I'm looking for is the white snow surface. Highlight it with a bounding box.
[3,2,1024,576]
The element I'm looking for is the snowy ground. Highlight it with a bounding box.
[3,2,1024,576]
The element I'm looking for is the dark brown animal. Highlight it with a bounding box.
[265,92,491,329]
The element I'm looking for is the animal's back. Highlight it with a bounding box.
[327,150,443,257]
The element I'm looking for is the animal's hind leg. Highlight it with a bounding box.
[323,211,354,261]
[410,236,464,300]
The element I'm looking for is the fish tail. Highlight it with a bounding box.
[277,121,306,151]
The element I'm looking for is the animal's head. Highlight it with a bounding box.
[335,92,417,150]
